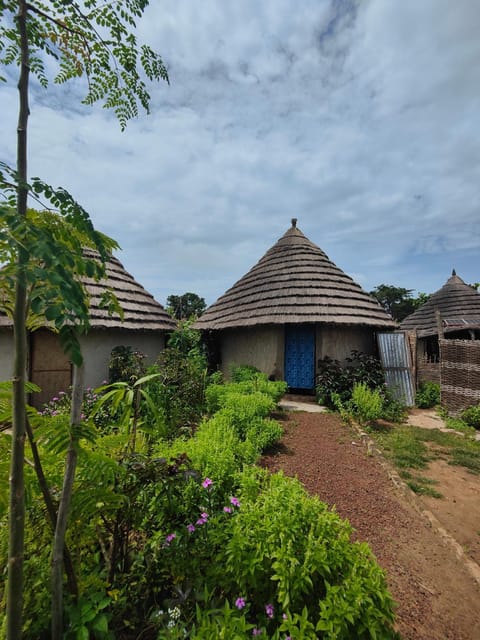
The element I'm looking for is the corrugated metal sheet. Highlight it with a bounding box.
[377,332,415,406]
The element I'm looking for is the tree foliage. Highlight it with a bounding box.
[1,1,169,637]
[369,284,429,322]
[0,0,169,130]
[166,292,207,320]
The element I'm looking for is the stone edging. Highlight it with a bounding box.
[351,421,480,586]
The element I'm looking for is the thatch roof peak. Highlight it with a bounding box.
[195,222,395,331]
[400,271,480,337]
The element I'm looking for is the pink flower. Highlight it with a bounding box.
[235,597,246,610]
[223,506,232,513]
[230,496,241,508]
[252,629,263,636]
[196,512,209,526]
[202,477,213,489]
[163,532,176,547]
[187,524,195,533]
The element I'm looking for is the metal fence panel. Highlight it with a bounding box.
[377,332,415,406]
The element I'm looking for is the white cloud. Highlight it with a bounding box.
[1,0,479,306]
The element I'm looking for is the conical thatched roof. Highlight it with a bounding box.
[195,220,395,331]
[0,250,176,331]
[400,270,480,337]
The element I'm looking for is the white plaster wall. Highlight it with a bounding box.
[79,330,166,389]
[316,326,375,364]
[0,330,14,381]
[220,326,284,380]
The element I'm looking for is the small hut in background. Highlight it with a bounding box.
[400,270,480,384]
[400,271,480,413]
[195,219,395,391]
[0,251,176,407]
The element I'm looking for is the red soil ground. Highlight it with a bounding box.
[260,410,480,640]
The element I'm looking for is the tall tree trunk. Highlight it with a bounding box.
[7,1,30,638]
[51,362,84,640]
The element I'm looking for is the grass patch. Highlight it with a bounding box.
[372,427,432,469]
[399,470,443,498]
[449,446,480,475]
[369,423,480,487]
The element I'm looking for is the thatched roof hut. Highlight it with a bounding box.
[0,251,176,405]
[400,270,480,338]
[399,271,480,394]
[0,250,176,332]
[196,219,394,331]
[196,220,395,389]
[81,249,176,331]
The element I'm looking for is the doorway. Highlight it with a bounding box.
[284,325,315,391]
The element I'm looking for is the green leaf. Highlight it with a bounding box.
[76,625,89,640]
[91,613,109,633]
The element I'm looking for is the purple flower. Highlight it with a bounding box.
[235,597,246,610]
[196,512,209,526]
[202,477,213,489]
[252,629,263,636]
[230,496,241,508]
[223,506,232,514]
[186,524,195,533]
[163,533,176,547]
[52,396,59,402]
[265,604,274,619]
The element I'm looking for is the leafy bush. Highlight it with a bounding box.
[156,384,284,494]
[380,389,408,423]
[230,364,262,382]
[0,347,399,638]
[205,468,398,639]
[206,375,287,414]
[348,382,384,426]
[460,404,480,430]
[415,381,440,409]
[316,351,385,407]
[108,345,146,384]
[316,351,406,424]
[126,323,211,439]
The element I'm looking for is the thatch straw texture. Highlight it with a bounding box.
[195,221,395,331]
[0,250,176,332]
[400,271,480,338]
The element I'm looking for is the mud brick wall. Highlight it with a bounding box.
[440,339,480,414]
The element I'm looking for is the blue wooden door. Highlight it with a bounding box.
[285,326,315,389]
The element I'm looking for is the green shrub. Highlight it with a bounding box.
[381,389,408,423]
[230,364,261,382]
[108,345,146,384]
[137,324,211,438]
[316,351,385,407]
[348,382,384,426]
[203,468,398,639]
[460,404,480,430]
[415,381,440,408]
[206,377,286,414]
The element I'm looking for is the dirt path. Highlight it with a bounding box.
[260,410,480,640]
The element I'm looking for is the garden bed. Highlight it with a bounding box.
[261,410,480,640]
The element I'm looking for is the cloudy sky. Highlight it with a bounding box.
[2,0,479,307]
